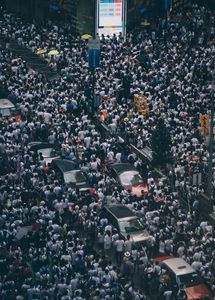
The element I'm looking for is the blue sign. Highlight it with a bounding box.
[163,0,172,11]
[88,48,100,70]
[50,4,60,12]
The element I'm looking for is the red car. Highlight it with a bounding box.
[154,256,213,300]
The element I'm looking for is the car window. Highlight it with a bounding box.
[160,264,172,284]
[64,170,87,185]
[119,218,145,233]
[11,108,19,115]
[108,213,118,230]
[38,148,55,158]
[119,171,143,186]
[0,108,11,116]
[103,209,120,231]
[75,171,87,184]
[166,267,177,284]
[177,272,202,288]
[110,168,117,179]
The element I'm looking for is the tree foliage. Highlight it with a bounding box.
[151,118,172,166]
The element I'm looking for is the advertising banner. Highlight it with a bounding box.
[97,0,126,37]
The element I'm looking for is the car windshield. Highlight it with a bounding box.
[178,272,202,288]
[38,148,56,158]
[119,219,145,233]
[0,108,11,117]
[119,171,143,186]
[64,170,87,185]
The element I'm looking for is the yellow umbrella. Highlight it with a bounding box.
[81,34,92,40]
[48,50,59,56]
[36,49,47,55]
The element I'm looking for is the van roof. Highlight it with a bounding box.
[52,159,78,173]
[0,99,15,109]
[105,205,136,219]
[163,257,194,276]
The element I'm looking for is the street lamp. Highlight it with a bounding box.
[88,0,100,117]
[207,67,215,211]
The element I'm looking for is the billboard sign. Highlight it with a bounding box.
[96,0,126,37]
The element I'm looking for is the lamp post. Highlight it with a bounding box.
[92,0,96,116]
[88,0,100,117]
[207,68,215,211]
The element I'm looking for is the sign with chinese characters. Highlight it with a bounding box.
[97,0,126,37]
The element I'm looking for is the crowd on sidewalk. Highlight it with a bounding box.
[0,2,214,300]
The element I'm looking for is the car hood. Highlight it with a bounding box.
[44,156,60,164]
[185,284,213,299]
[69,181,90,191]
[125,184,148,197]
[129,230,150,243]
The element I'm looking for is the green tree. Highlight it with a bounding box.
[151,118,172,167]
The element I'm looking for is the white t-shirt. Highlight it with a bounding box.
[124,240,132,252]
[115,239,124,252]
[163,290,173,300]
[159,241,165,254]
[104,235,112,250]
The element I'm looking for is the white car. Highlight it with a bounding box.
[28,142,59,164]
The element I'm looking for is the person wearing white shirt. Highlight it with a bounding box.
[159,240,165,255]
[104,224,112,234]
[191,260,202,272]
[115,237,124,266]
[107,151,114,162]
[104,232,112,256]
[163,290,173,300]
[124,235,133,253]
[115,152,122,163]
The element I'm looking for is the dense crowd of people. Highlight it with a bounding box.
[0,2,215,300]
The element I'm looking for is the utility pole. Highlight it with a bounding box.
[207,68,215,211]
[88,0,100,117]
[92,0,96,116]
[124,0,127,40]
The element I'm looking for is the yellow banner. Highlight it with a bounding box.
[133,94,148,117]
[200,114,209,136]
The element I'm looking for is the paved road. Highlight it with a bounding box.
[0,35,59,81]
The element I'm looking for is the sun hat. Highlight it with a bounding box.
[124,251,131,258]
